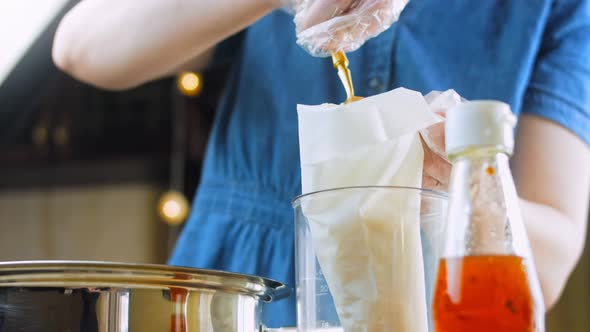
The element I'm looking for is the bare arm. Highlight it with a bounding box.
[52,0,279,90]
[512,114,590,309]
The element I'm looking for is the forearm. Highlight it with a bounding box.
[511,114,590,310]
[521,198,587,310]
[53,0,278,89]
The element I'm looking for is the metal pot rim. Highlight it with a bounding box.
[0,260,289,302]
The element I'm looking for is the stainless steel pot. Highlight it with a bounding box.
[0,261,290,332]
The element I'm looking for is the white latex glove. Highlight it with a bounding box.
[420,90,464,192]
[286,0,409,57]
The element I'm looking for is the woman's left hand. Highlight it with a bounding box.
[420,90,464,191]
[421,119,451,191]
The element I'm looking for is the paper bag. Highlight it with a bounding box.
[297,88,441,331]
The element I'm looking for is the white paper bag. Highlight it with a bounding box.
[297,88,442,331]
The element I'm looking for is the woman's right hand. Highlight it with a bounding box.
[288,0,409,57]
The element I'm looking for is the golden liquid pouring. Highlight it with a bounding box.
[331,51,364,104]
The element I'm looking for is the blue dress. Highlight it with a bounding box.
[169,0,590,327]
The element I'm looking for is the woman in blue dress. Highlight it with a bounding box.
[53,0,590,327]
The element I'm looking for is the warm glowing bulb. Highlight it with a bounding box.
[162,200,181,219]
[158,191,190,225]
[177,72,203,96]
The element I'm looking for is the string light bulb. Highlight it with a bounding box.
[177,72,203,97]
[158,190,190,225]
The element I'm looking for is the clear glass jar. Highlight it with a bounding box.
[293,186,448,332]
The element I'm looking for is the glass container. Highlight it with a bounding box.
[293,186,448,331]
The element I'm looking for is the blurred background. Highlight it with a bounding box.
[0,0,227,264]
[0,1,588,331]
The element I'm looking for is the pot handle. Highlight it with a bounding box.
[260,287,294,331]
[264,285,291,302]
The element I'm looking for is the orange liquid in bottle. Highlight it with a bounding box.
[433,255,534,332]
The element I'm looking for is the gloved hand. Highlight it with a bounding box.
[285,0,409,57]
[420,90,464,191]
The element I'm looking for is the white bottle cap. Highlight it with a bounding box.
[445,100,517,156]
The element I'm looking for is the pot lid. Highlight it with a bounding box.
[0,260,289,302]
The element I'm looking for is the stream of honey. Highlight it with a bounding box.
[433,255,535,332]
